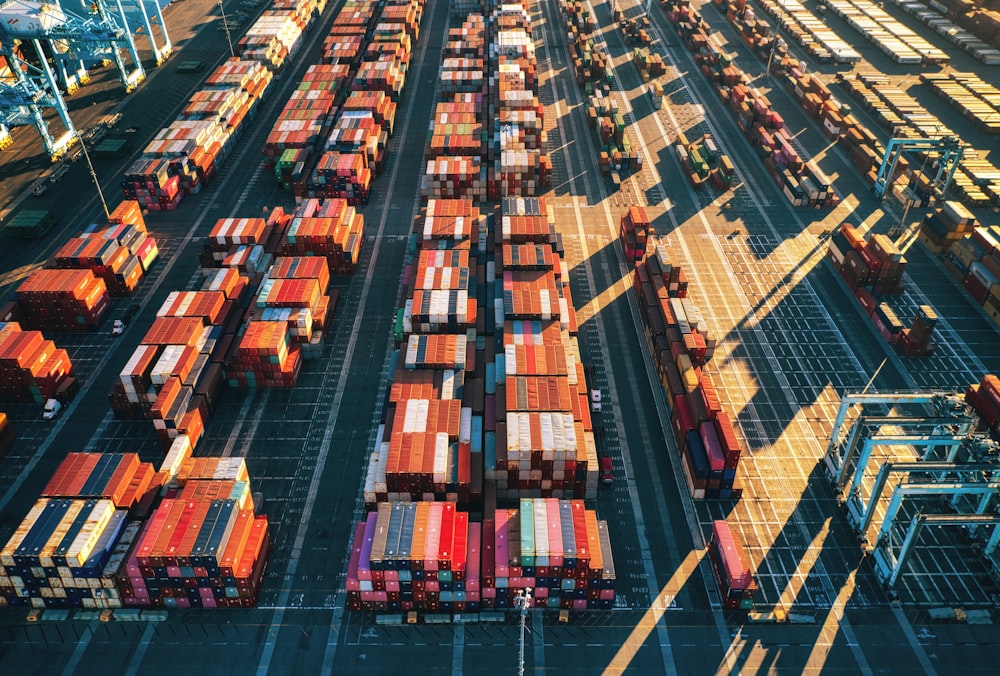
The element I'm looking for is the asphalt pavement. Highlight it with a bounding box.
[1,0,1000,673]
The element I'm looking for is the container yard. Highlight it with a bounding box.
[2,0,1000,672]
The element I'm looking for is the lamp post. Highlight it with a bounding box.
[514,587,532,676]
[77,131,109,219]
[766,36,784,79]
[219,1,235,58]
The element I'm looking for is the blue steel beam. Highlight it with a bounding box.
[876,512,1000,587]
[875,483,1000,553]
[831,416,964,490]
[854,461,997,536]
[0,41,75,156]
[823,392,969,470]
[873,136,963,201]
[848,436,966,500]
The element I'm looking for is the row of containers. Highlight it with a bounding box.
[715,1,993,210]
[826,222,938,356]
[91,192,369,606]
[345,1,616,614]
[660,1,839,208]
[822,0,951,64]
[0,450,269,609]
[120,0,330,210]
[112,202,355,424]
[264,0,424,202]
[623,210,745,500]
[0,165,365,607]
[838,72,1000,208]
[65,0,420,610]
[919,201,1000,331]
[739,0,861,64]
[885,0,1000,64]
[566,2,646,176]
[0,0,411,611]
[417,8,551,200]
[967,374,1000,442]
[0,17,378,603]
[0,199,363,608]
[0,201,160,404]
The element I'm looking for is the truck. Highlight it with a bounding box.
[600,456,613,485]
[42,376,79,420]
[49,164,70,183]
[42,399,62,420]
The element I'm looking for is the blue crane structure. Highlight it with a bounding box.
[0,0,171,158]
[824,391,1000,589]
[873,134,964,201]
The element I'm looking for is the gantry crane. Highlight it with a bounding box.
[873,135,964,201]
[0,39,80,157]
[113,0,172,66]
[824,391,1000,589]
[823,391,973,482]
[0,0,171,158]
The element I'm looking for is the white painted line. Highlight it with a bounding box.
[274,0,445,671]
[123,623,157,676]
[891,603,938,676]
[59,623,95,676]
[82,412,115,453]
[532,609,545,672]
[539,3,680,670]
[452,624,465,676]
[221,392,260,458]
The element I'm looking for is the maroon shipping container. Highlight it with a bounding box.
[700,420,725,472]
[983,374,1000,404]
[963,270,991,306]
[713,411,742,469]
[855,287,876,317]
[710,519,753,596]
[966,383,1000,429]
[671,393,694,445]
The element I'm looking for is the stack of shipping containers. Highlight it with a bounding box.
[348,0,615,614]
[827,222,941,355]
[46,201,158,297]
[237,0,320,71]
[16,269,110,332]
[1,199,151,408]
[487,4,551,197]
[0,323,76,404]
[922,203,1000,331]
[265,63,350,189]
[279,198,364,274]
[118,457,270,608]
[122,58,273,210]
[484,499,614,610]
[0,453,158,608]
[631,236,746,501]
[707,520,756,610]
